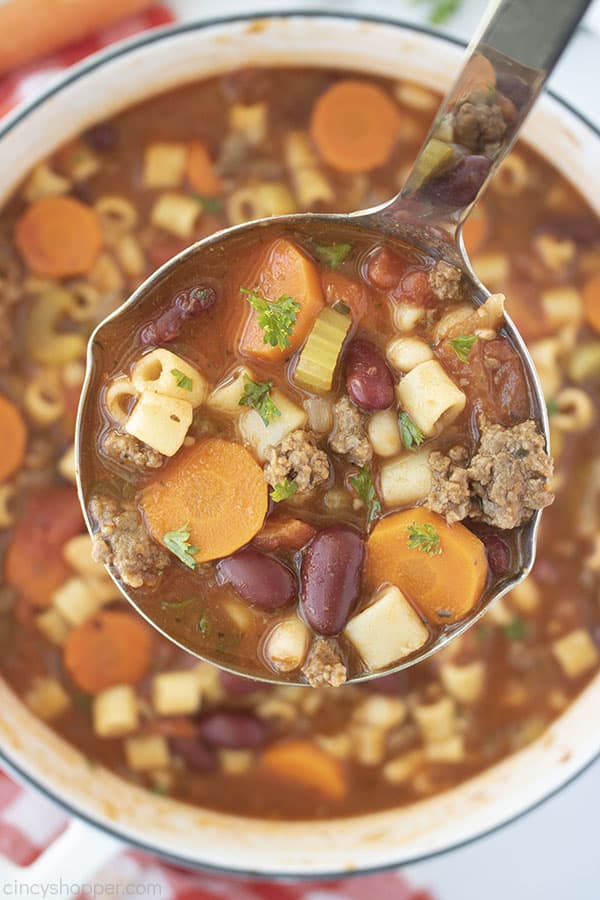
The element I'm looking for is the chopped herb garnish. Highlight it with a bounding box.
[160,597,194,610]
[449,334,478,363]
[241,288,300,351]
[504,617,527,641]
[239,376,281,426]
[193,194,223,215]
[398,411,425,452]
[350,464,382,527]
[162,524,200,569]
[197,614,210,636]
[418,0,463,25]
[270,478,298,503]
[313,242,352,269]
[436,608,452,618]
[171,368,193,391]
[407,521,442,555]
[546,398,558,416]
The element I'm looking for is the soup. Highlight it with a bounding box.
[0,66,598,819]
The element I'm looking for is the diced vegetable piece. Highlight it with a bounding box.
[220,750,253,774]
[379,450,432,506]
[582,272,600,335]
[25,288,87,365]
[125,390,193,457]
[353,694,407,729]
[25,677,70,721]
[440,661,486,704]
[264,617,311,673]
[143,142,187,189]
[322,269,368,321]
[93,684,139,738]
[63,611,153,693]
[386,336,433,373]
[367,409,402,458]
[124,735,170,772]
[425,734,465,763]
[35,608,70,646]
[150,192,200,239]
[541,286,583,329]
[206,366,255,415]
[131,349,207,408]
[412,696,456,743]
[240,239,324,360]
[568,342,600,383]
[396,360,466,437]
[15,196,102,278]
[552,628,599,679]
[62,533,105,578]
[141,438,268,563]
[252,515,316,552]
[52,576,103,626]
[293,306,351,393]
[365,507,488,622]
[0,394,26,482]
[261,740,347,800]
[383,749,424,784]
[344,585,428,669]
[410,138,458,190]
[239,390,307,461]
[152,670,202,716]
[186,140,223,196]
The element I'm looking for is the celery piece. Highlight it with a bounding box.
[410,138,457,190]
[293,307,351,394]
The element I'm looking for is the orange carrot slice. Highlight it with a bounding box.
[186,141,223,197]
[141,438,268,564]
[261,740,347,800]
[582,272,600,335]
[240,238,324,361]
[310,79,401,173]
[64,610,153,693]
[15,196,102,278]
[0,394,26,482]
[365,507,488,622]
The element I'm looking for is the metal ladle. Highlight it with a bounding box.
[76,0,591,684]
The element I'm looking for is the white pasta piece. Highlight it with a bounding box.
[26,289,87,365]
[220,750,254,775]
[239,390,307,461]
[206,366,255,415]
[24,369,65,426]
[471,252,509,289]
[104,377,136,426]
[552,628,599,679]
[63,533,105,578]
[425,734,465,764]
[223,597,253,632]
[368,409,402,458]
[534,233,576,275]
[491,153,529,196]
[152,671,202,716]
[94,195,138,235]
[35,608,70,646]
[433,303,472,343]
[315,733,352,759]
[115,233,146,278]
[0,483,17,529]
[529,338,563,398]
[226,182,296,226]
[93,685,139,738]
[256,698,297,723]
[131,348,206,408]
[351,722,387,767]
[88,252,125,294]
[68,145,99,181]
[392,303,426,333]
[264,617,310,673]
[568,342,600,383]
[58,444,77,485]
[345,585,428,670]
[486,596,512,626]
[25,677,70,721]
[52,576,103,626]
[62,360,86,389]
[230,102,267,144]
[151,192,200,238]
[440,661,486,704]
[125,735,170,771]
[303,396,333,434]
[194,662,224,704]
[24,162,70,202]
[395,82,437,110]
[284,130,333,209]
[126,390,192,457]
[353,695,406,730]
[383,749,424,784]
[412,696,456,744]
[143,141,187,188]
[509,577,540,613]
[64,282,102,323]
[386,336,433,372]
[541,286,583,329]
[396,360,466,437]
[380,449,432,506]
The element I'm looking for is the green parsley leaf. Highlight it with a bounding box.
[160,597,194,610]
[449,334,478,363]
[241,288,300,351]
[197,614,210,636]
[427,0,462,25]
[504,617,527,641]
[313,242,352,269]
[193,194,223,214]
[407,521,442,555]
[350,464,382,527]
[398,411,425,452]
[546,398,558,416]
[163,524,200,569]
[238,376,281,426]
[171,368,193,391]
[270,478,298,503]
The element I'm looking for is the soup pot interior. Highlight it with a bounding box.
[0,14,598,877]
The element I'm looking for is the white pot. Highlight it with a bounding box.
[0,13,598,878]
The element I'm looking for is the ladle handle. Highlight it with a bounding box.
[384,0,592,231]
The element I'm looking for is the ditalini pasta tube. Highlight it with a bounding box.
[396,359,466,436]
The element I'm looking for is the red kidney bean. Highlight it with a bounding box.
[198,711,268,749]
[345,339,395,411]
[301,525,365,635]
[217,548,296,610]
[393,269,435,308]
[141,285,217,345]
[220,670,271,696]
[482,534,510,576]
[365,246,407,291]
[170,736,216,771]
[422,155,492,208]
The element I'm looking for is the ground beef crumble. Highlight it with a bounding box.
[453,88,507,155]
[89,494,169,589]
[103,430,164,471]
[263,429,330,494]
[302,639,347,688]
[427,418,554,529]
[428,260,467,303]
[329,396,372,467]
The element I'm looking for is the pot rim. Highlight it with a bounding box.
[0,9,598,879]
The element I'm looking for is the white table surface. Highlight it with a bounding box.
[169,2,600,897]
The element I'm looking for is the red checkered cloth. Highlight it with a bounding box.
[0,7,435,896]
